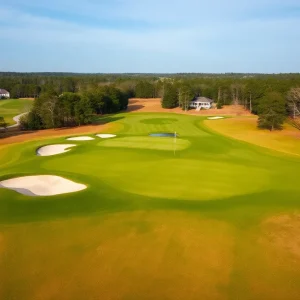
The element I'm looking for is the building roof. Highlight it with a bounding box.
[0,89,9,94]
[192,97,213,103]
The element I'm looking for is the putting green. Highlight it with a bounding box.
[98,136,190,151]
[1,112,300,300]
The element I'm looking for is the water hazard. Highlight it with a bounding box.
[149,133,178,137]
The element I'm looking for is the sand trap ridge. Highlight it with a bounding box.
[37,144,76,156]
[207,116,224,120]
[0,175,87,196]
[96,134,116,139]
[66,136,95,141]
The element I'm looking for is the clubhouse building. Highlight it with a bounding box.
[0,89,10,99]
[190,97,213,110]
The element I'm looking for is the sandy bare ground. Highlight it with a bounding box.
[0,175,86,196]
[128,98,252,116]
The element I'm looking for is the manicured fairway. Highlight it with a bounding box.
[0,98,33,125]
[1,113,300,300]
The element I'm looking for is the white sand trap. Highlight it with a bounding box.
[0,175,87,196]
[96,134,116,139]
[66,136,94,141]
[37,144,77,156]
[207,116,224,120]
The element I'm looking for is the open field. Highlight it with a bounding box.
[1,112,300,299]
[0,99,33,125]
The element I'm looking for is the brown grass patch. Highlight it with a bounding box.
[0,211,233,300]
[251,213,300,300]
[204,116,300,156]
[260,213,300,262]
[232,213,300,300]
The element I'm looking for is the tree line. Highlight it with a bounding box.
[1,73,300,131]
[20,86,129,130]
[159,79,300,131]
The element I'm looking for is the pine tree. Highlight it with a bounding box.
[162,85,178,108]
[258,92,286,131]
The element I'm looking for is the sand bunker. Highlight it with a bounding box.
[207,116,224,120]
[66,136,94,141]
[37,144,76,156]
[96,134,116,139]
[0,175,86,196]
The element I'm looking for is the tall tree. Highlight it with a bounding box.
[135,81,155,98]
[74,95,93,126]
[42,97,58,128]
[20,110,43,130]
[287,88,300,119]
[162,84,178,108]
[257,92,286,131]
[178,84,193,111]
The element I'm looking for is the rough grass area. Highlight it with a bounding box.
[1,112,300,299]
[204,116,300,156]
[0,212,234,300]
[0,99,33,125]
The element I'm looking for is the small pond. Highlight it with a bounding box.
[149,133,178,137]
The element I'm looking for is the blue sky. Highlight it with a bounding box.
[1,0,300,73]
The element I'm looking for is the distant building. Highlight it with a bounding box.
[190,97,213,110]
[0,89,10,99]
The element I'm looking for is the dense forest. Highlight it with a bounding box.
[0,73,300,130]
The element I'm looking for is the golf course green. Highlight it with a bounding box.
[1,112,300,300]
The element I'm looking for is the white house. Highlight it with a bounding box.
[0,89,10,99]
[190,97,213,110]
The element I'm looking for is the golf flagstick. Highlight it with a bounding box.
[174,131,176,156]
